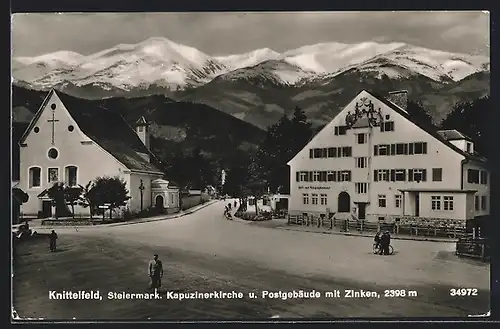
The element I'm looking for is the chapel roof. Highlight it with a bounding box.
[21,89,163,174]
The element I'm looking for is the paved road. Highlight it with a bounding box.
[14,200,490,320]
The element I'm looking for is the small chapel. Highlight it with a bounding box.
[17,89,180,218]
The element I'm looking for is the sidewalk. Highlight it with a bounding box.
[25,200,219,230]
[247,219,459,243]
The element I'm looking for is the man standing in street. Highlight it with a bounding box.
[49,230,58,252]
[148,254,163,291]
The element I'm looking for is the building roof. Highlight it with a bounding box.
[436,129,473,142]
[351,117,370,128]
[20,90,163,174]
[366,90,487,164]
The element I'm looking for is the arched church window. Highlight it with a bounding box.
[34,127,40,133]
[65,166,78,186]
[48,148,59,159]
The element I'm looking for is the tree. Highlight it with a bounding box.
[64,186,83,218]
[78,181,97,219]
[440,96,491,158]
[89,176,131,220]
[47,182,71,219]
[406,100,434,128]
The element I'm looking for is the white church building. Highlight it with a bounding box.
[287,90,489,224]
[18,89,180,218]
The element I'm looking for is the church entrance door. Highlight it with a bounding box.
[41,200,52,218]
[155,195,165,213]
[338,192,351,213]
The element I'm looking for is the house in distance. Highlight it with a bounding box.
[287,90,489,227]
[17,89,180,218]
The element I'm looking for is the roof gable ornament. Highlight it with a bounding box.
[345,97,384,128]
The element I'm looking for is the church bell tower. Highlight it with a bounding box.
[135,116,150,150]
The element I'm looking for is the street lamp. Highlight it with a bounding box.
[139,179,145,212]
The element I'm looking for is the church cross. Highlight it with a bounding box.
[47,109,59,145]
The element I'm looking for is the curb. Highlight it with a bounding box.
[36,200,219,229]
[278,226,458,243]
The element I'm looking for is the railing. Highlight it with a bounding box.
[286,214,468,239]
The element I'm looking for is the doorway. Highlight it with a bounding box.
[155,195,164,212]
[338,192,351,213]
[415,194,420,216]
[358,203,366,220]
[41,200,52,218]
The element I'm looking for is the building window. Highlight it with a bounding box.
[475,195,480,211]
[68,125,75,132]
[327,147,336,158]
[342,147,352,157]
[481,196,487,211]
[65,166,78,186]
[327,171,336,182]
[431,196,441,210]
[312,194,318,205]
[412,169,425,182]
[28,167,41,188]
[357,133,366,144]
[313,171,321,182]
[334,126,347,135]
[395,143,405,155]
[443,196,454,211]
[394,169,406,182]
[341,170,351,182]
[34,127,40,133]
[480,171,488,184]
[375,169,389,182]
[48,167,59,183]
[378,195,386,208]
[395,195,402,208]
[432,168,442,182]
[302,193,309,205]
[138,126,144,132]
[356,157,368,168]
[48,148,59,159]
[413,142,428,155]
[466,143,471,153]
[320,194,328,205]
[355,183,368,194]
[377,144,389,156]
[467,169,480,184]
[381,121,395,132]
[299,172,308,182]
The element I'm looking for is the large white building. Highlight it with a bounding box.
[18,89,180,218]
[287,90,489,224]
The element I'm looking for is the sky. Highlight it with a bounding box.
[11,11,490,58]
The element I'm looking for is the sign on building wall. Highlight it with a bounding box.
[298,186,331,190]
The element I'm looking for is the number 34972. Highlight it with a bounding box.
[450,288,478,297]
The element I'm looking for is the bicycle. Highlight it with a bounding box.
[373,243,394,255]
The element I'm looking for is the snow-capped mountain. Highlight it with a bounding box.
[215,48,280,71]
[12,37,228,92]
[12,38,489,106]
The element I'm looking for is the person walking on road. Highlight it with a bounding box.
[49,230,58,252]
[148,254,163,291]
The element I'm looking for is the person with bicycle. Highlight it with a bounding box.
[380,231,391,255]
[374,231,382,250]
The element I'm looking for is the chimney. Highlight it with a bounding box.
[387,90,408,111]
[135,116,151,162]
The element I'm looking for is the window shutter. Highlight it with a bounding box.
[308,171,313,182]
[309,149,313,158]
[423,142,428,154]
[296,172,300,182]
[374,170,378,182]
[321,171,327,182]
[332,171,337,182]
[408,169,414,182]
[337,171,342,182]
[348,147,352,157]
[422,169,427,182]
[380,124,385,132]
[374,145,379,156]
[403,143,409,155]
[390,169,396,182]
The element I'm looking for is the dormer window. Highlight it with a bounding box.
[466,142,472,153]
